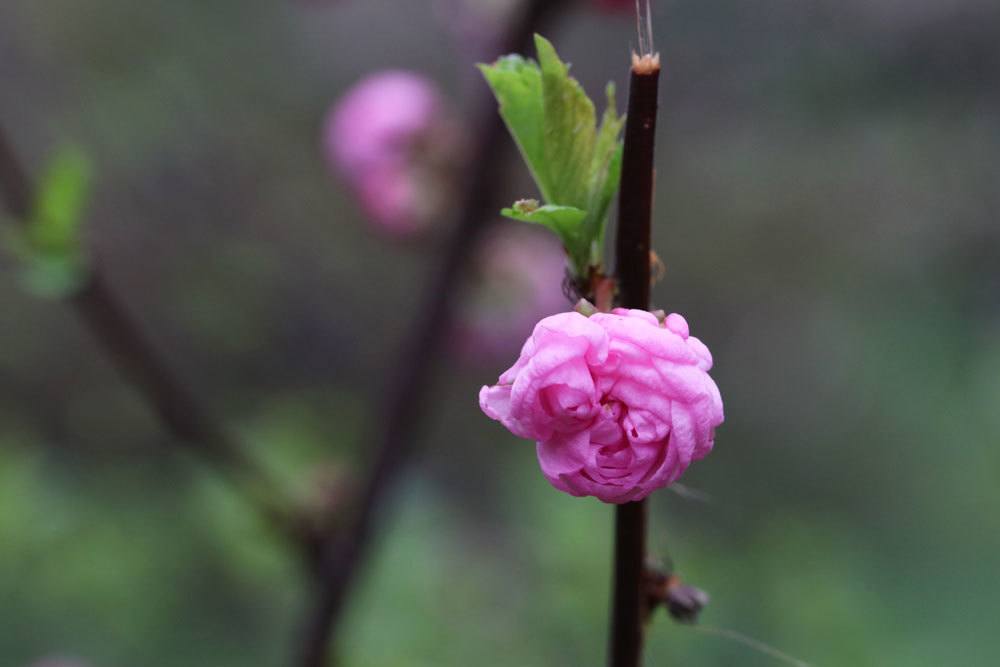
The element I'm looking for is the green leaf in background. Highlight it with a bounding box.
[480,34,625,279]
[2,144,93,298]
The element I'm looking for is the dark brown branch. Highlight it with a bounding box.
[0,128,295,536]
[609,53,661,667]
[294,1,571,665]
[611,499,649,666]
[614,55,660,310]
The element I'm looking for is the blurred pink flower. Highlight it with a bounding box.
[455,227,569,363]
[480,308,723,503]
[323,71,458,236]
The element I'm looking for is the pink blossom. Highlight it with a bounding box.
[480,309,723,503]
[455,227,569,363]
[323,71,456,236]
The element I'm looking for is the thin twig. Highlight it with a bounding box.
[609,27,661,667]
[294,1,571,665]
[0,128,297,537]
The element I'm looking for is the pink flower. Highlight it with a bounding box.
[454,226,569,363]
[480,309,723,503]
[323,71,457,236]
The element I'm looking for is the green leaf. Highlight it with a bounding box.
[501,203,587,237]
[501,203,589,273]
[585,83,626,262]
[18,255,86,298]
[477,56,550,202]
[480,35,625,279]
[30,146,92,254]
[535,34,596,208]
[3,145,93,298]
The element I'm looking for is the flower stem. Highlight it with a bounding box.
[614,54,660,310]
[609,50,661,667]
[610,498,649,666]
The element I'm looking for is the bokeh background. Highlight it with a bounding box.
[2,0,999,665]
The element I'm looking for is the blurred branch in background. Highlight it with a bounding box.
[0,128,302,541]
[2,1,576,662]
[295,1,572,665]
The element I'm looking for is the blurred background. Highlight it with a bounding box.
[2,0,999,665]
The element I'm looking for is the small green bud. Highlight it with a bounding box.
[513,198,540,214]
[574,298,598,317]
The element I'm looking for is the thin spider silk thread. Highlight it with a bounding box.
[668,483,713,504]
[692,624,818,667]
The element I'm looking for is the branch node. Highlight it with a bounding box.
[645,567,710,625]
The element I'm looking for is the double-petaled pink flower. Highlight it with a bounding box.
[323,71,458,236]
[480,308,723,503]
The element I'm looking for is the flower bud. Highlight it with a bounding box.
[665,584,710,624]
[574,299,598,317]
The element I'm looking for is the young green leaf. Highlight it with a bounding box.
[477,56,551,202]
[535,34,596,209]
[3,145,93,298]
[480,35,625,280]
[501,203,589,274]
[30,147,92,253]
[586,83,626,260]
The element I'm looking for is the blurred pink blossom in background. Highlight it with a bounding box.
[324,70,459,236]
[455,226,569,364]
[480,309,723,503]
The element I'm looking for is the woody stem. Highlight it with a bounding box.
[608,52,661,667]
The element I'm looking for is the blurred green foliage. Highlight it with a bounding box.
[1,0,999,666]
[4,145,91,297]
